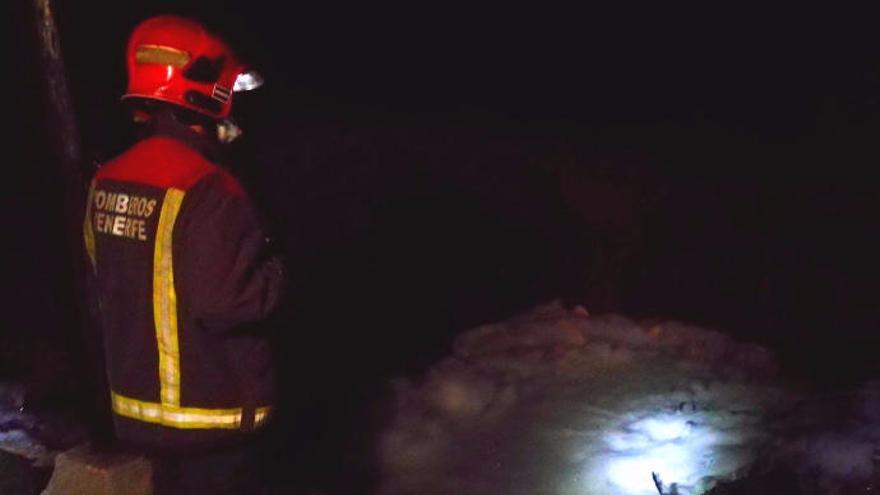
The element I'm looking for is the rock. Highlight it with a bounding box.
[379,417,449,471]
[571,305,590,318]
[452,322,510,357]
[453,301,586,358]
[380,302,795,495]
[423,360,500,417]
[0,450,51,495]
[41,445,152,495]
[579,313,650,348]
[0,430,49,463]
[647,321,733,363]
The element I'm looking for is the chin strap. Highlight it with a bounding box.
[217,118,242,144]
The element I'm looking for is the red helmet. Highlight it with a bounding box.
[123,15,262,120]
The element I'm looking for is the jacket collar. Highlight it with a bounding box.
[141,108,223,163]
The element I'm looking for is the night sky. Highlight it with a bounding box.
[5,2,880,489]
[21,3,880,170]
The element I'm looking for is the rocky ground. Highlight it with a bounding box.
[4,300,880,494]
[377,301,880,495]
[0,384,86,495]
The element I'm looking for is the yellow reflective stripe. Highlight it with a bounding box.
[112,391,241,429]
[83,181,97,270]
[111,392,273,430]
[135,44,191,68]
[136,187,274,432]
[153,188,185,406]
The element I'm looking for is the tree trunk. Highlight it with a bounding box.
[32,0,112,443]
[33,0,82,179]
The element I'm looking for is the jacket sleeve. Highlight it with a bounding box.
[175,173,285,332]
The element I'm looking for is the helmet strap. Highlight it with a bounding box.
[217,119,242,144]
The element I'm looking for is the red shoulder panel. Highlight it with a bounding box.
[96,137,218,191]
[214,168,246,197]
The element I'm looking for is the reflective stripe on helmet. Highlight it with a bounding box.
[135,44,191,68]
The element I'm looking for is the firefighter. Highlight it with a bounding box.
[83,15,284,494]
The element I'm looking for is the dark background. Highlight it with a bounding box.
[5,1,880,491]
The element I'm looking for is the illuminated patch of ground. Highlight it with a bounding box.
[378,301,796,495]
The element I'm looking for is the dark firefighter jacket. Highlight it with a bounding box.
[83,130,284,451]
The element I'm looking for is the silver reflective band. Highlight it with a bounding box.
[234,71,264,92]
